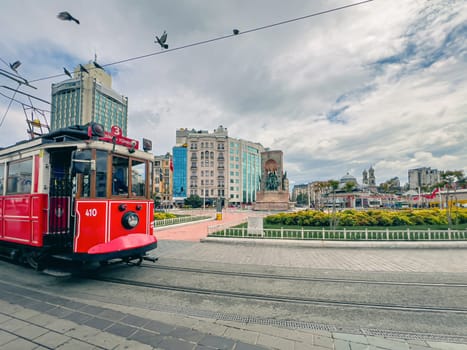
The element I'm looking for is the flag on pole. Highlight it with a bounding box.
[169,158,174,172]
[423,188,439,199]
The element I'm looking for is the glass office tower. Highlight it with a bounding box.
[51,62,128,135]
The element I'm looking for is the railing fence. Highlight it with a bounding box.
[155,215,211,227]
[208,227,467,241]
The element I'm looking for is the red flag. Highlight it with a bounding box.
[169,158,174,172]
[423,188,439,199]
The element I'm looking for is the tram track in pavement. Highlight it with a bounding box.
[86,273,467,315]
[139,263,467,288]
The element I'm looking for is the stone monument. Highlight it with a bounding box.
[253,150,290,211]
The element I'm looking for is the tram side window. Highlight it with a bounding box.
[74,150,92,198]
[132,160,146,197]
[112,156,129,195]
[148,161,153,197]
[7,158,32,194]
[0,163,4,195]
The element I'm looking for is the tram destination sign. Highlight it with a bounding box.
[99,125,139,150]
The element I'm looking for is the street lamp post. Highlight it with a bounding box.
[203,185,206,210]
[417,187,421,208]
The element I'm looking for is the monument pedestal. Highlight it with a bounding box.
[253,191,290,211]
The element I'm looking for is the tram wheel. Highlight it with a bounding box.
[26,255,43,271]
[124,257,142,266]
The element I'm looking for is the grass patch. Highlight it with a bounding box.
[227,222,467,231]
[263,223,467,231]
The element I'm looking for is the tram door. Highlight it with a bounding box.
[47,149,74,250]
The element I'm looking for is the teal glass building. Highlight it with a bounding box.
[172,146,187,202]
[51,63,128,135]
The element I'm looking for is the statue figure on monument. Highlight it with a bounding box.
[254,151,290,211]
[265,171,279,191]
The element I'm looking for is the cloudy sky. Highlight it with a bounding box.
[0,0,466,188]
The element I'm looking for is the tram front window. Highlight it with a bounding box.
[132,159,146,197]
[112,156,129,195]
[96,150,107,198]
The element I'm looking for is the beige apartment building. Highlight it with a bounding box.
[174,126,264,206]
[154,153,173,208]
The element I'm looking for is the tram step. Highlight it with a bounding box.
[43,268,72,277]
[51,254,74,261]
[143,255,159,263]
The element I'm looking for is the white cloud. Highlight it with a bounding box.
[0,0,465,187]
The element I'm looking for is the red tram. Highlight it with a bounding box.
[0,123,157,270]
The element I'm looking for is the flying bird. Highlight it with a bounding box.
[232,29,240,35]
[9,60,21,73]
[57,11,80,24]
[155,30,168,49]
[63,67,72,78]
[79,64,89,74]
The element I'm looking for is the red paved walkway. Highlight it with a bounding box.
[155,211,250,241]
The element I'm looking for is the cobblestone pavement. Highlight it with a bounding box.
[155,209,467,274]
[1,280,467,350]
[1,212,466,349]
[155,210,251,241]
[157,241,467,273]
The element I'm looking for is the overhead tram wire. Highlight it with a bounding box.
[0,92,50,113]
[29,0,375,83]
[0,83,21,128]
[0,56,51,130]
[1,0,375,131]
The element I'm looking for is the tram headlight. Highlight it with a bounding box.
[122,211,139,229]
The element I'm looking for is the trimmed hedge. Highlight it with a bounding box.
[154,212,177,220]
[264,208,467,227]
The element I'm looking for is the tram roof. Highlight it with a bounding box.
[0,124,153,160]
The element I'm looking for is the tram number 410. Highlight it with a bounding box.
[85,208,98,217]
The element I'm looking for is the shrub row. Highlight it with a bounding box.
[154,212,177,220]
[264,209,467,227]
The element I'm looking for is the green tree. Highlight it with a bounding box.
[312,181,329,210]
[184,195,203,208]
[439,170,464,226]
[296,193,309,205]
[153,195,161,208]
[327,179,339,230]
[343,181,355,193]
